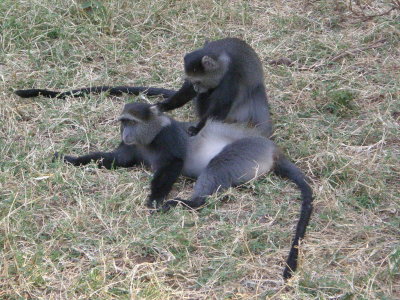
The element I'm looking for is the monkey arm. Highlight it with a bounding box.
[188,100,231,136]
[187,119,207,136]
[188,78,239,135]
[157,80,197,112]
[188,98,232,135]
[57,143,145,169]
[146,158,184,208]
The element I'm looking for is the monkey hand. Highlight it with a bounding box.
[53,152,81,166]
[53,152,62,162]
[154,102,167,112]
[187,126,200,136]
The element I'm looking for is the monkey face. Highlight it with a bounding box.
[119,103,171,146]
[120,119,138,145]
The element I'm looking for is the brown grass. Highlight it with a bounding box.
[1,0,399,299]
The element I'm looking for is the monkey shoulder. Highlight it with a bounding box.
[150,121,187,160]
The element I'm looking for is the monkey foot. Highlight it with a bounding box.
[160,198,205,212]
[160,199,181,212]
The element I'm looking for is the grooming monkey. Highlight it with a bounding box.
[158,38,272,136]
[15,38,272,137]
[57,102,312,280]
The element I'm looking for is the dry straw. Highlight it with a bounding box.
[1,0,399,299]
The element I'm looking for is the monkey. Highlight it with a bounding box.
[158,38,272,137]
[56,102,312,280]
[15,38,272,137]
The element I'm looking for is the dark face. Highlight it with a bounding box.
[119,118,139,145]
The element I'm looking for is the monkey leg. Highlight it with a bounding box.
[56,142,147,169]
[161,162,231,212]
[157,80,196,111]
[162,137,275,212]
[146,159,184,209]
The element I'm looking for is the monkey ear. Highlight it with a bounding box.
[201,56,219,71]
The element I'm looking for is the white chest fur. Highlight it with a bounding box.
[183,133,230,178]
[182,121,263,178]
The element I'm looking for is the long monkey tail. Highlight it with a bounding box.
[14,86,176,99]
[273,155,313,280]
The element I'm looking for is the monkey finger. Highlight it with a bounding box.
[187,126,200,136]
[159,203,171,213]
[148,208,158,216]
[154,102,166,112]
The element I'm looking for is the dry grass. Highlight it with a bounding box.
[1,0,399,299]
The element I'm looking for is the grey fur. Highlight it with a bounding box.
[191,137,276,198]
[186,53,231,93]
[183,121,275,179]
[159,38,273,137]
[119,105,277,184]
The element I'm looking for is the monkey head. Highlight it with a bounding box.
[118,103,170,146]
[183,50,230,93]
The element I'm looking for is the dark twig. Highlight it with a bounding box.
[314,38,388,69]
[349,0,400,21]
